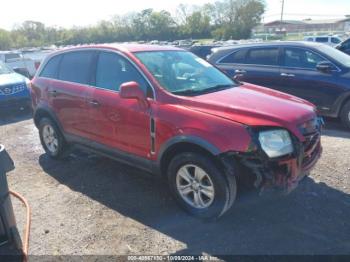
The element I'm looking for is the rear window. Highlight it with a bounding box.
[315,37,328,43]
[220,50,247,64]
[58,51,94,85]
[246,48,279,66]
[40,55,61,79]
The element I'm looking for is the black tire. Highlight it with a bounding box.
[39,117,67,159]
[167,152,237,219]
[340,101,350,129]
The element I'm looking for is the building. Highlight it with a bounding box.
[256,18,350,34]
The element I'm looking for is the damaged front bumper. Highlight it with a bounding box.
[223,119,323,194]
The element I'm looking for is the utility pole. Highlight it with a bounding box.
[280,0,285,23]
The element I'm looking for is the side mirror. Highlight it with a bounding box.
[316,61,336,74]
[120,81,149,108]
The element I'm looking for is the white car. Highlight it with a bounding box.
[0,51,37,79]
[304,36,342,47]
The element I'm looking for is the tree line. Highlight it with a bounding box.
[0,0,265,50]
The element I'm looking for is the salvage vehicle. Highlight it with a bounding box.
[208,41,350,129]
[0,51,37,79]
[0,62,31,111]
[31,44,322,218]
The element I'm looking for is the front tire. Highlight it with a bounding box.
[39,118,67,159]
[167,152,237,219]
[340,101,350,129]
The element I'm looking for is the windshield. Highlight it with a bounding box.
[0,62,13,74]
[134,50,237,96]
[319,45,350,67]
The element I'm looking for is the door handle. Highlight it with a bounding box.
[235,69,247,74]
[89,100,100,107]
[281,73,295,77]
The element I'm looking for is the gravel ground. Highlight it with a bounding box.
[0,109,350,258]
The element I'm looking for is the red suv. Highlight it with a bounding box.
[31,44,322,218]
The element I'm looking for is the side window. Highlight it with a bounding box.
[40,55,61,79]
[306,37,314,42]
[315,37,328,43]
[220,50,247,64]
[58,51,94,85]
[95,52,149,95]
[284,48,325,69]
[331,37,341,44]
[246,48,279,66]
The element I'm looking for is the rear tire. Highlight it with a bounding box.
[39,118,67,159]
[340,101,350,129]
[167,152,237,219]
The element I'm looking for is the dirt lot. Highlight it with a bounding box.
[1,109,350,257]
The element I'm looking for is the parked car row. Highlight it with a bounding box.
[208,41,350,129]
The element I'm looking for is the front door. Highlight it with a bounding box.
[280,47,342,113]
[89,51,153,158]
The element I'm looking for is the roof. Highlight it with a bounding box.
[55,44,182,54]
[213,41,325,53]
[264,18,350,26]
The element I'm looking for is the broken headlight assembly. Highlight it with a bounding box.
[258,129,293,158]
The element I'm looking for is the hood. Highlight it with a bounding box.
[180,83,316,140]
[0,72,27,86]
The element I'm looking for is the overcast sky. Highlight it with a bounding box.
[1,0,349,30]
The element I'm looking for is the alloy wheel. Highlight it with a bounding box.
[176,164,215,209]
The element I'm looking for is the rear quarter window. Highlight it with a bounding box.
[58,51,95,85]
[331,37,341,44]
[39,55,62,79]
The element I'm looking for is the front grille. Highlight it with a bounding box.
[0,83,27,96]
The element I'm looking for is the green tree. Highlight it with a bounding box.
[0,29,12,50]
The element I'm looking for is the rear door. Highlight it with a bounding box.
[88,51,153,158]
[280,47,342,112]
[49,50,95,139]
[218,47,283,90]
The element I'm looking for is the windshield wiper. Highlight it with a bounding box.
[173,84,235,96]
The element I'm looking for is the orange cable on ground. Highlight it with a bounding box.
[9,190,31,262]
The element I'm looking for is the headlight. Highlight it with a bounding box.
[258,129,293,158]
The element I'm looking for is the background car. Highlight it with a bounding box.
[0,61,31,111]
[304,35,342,47]
[336,38,350,55]
[0,51,37,79]
[208,41,350,129]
